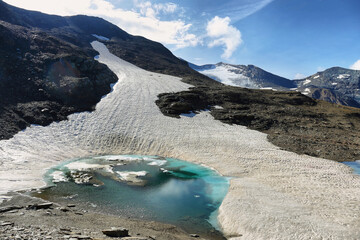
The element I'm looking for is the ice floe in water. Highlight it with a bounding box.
[50,171,68,183]
[36,155,229,235]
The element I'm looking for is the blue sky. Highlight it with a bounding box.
[4,0,360,79]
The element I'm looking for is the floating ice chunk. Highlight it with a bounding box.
[116,171,148,183]
[65,161,114,173]
[94,155,139,162]
[147,160,167,166]
[50,171,68,183]
[160,168,169,173]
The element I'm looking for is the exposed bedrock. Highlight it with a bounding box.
[0,17,118,140]
[156,86,360,162]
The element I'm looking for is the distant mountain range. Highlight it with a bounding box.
[189,62,296,90]
[191,62,360,108]
[295,67,360,108]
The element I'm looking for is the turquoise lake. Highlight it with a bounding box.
[33,155,229,239]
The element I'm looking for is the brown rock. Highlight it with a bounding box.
[102,227,129,237]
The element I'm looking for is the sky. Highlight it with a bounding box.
[3,0,360,79]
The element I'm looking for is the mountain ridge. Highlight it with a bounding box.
[190,61,360,108]
[191,62,296,89]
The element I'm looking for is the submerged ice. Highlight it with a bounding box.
[37,155,229,232]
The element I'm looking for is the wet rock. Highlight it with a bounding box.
[13,227,25,231]
[26,202,53,210]
[0,221,13,226]
[121,237,151,240]
[0,205,23,213]
[60,228,71,232]
[68,235,92,239]
[102,227,129,237]
[71,172,94,184]
[60,207,71,212]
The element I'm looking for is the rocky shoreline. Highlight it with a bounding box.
[0,193,214,240]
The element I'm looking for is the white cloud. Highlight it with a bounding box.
[317,66,325,72]
[3,0,200,49]
[294,73,305,79]
[206,16,242,59]
[135,1,178,18]
[208,0,274,22]
[350,60,360,70]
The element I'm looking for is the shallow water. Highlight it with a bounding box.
[344,161,360,174]
[32,155,229,239]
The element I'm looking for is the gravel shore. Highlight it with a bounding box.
[0,193,210,240]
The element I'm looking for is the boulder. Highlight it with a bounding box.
[0,205,23,213]
[26,202,53,210]
[102,227,129,237]
[121,237,151,240]
[0,221,13,226]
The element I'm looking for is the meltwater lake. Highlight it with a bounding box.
[32,155,229,238]
[344,161,360,175]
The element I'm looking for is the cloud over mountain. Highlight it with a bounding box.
[206,16,242,59]
[3,0,201,49]
[350,60,360,70]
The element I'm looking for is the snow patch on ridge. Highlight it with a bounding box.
[337,74,350,79]
[303,79,312,85]
[302,88,311,95]
[196,64,257,88]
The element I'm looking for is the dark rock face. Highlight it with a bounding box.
[0,0,216,140]
[304,87,360,108]
[0,1,118,139]
[295,67,360,107]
